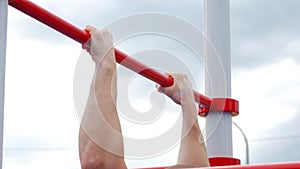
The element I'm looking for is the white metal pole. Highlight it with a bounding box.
[0,0,8,167]
[204,0,233,157]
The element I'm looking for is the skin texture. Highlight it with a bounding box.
[79,26,210,169]
[157,74,210,168]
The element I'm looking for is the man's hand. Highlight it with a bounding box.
[157,73,210,167]
[82,25,115,65]
[156,73,193,104]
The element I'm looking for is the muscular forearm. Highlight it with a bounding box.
[79,26,127,169]
[156,73,209,167]
[83,48,122,139]
[79,50,126,168]
[177,84,210,167]
[180,87,198,133]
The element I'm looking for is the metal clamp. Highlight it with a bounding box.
[198,98,239,117]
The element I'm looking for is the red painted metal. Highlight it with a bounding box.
[203,162,300,169]
[8,0,239,115]
[209,157,240,166]
[199,98,239,117]
[137,162,300,169]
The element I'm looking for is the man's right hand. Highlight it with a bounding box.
[82,25,115,65]
[156,73,193,105]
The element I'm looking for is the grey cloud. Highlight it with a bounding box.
[250,111,300,142]
[250,138,300,164]
[9,0,204,45]
[3,150,80,169]
[231,0,300,69]
[11,0,300,70]
[231,0,300,38]
[8,11,74,44]
[246,109,300,163]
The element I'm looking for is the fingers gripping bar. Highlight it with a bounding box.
[8,0,239,116]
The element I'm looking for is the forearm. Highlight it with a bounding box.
[79,50,126,168]
[156,74,210,167]
[180,87,198,133]
[177,86,210,166]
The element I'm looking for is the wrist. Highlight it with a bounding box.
[94,48,116,65]
[95,50,115,67]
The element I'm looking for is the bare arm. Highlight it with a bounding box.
[79,26,127,169]
[157,74,210,168]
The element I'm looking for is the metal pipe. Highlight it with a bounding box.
[0,0,8,168]
[233,122,249,164]
[8,0,212,107]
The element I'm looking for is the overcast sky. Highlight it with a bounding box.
[3,0,300,168]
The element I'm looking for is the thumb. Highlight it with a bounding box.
[155,84,164,93]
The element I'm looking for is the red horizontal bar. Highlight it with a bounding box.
[8,0,212,107]
[137,162,300,169]
[206,162,300,169]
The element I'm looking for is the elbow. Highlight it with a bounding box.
[80,156,106,169]
[80,154,126,169]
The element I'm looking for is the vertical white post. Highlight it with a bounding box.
[204,0,233,158]
[0,0,8,167]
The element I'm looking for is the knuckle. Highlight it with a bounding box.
[101,29,109,34]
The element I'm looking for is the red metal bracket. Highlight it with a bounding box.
[209,157,240,166]
[198,98,239,117]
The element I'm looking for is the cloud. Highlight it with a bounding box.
[9,0,204,45]
[232,59,300,137]
[229,3,300,163]
[231,0,300,38]
[231,0,300,69]
[233,112,300,164]
[13,0,300,71]
[3,35,83,169]
[8,7,74,45]
[4,36,81,163]
[232,59,300,163]
[250,138,300,164]
[3,150,80,169]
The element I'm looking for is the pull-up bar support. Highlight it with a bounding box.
[8,0,238,115]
